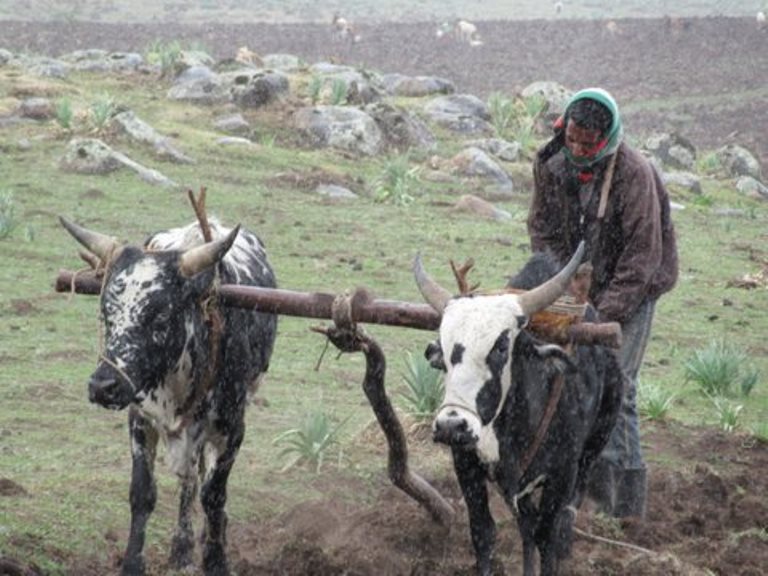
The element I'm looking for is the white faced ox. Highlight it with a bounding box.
[414,243,622,576]
[61,217,277,576]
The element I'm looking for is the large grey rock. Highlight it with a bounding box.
[716,144,762,180]
[60,137,177,188]
[10,55,70,78]
[18,97,54,120]
[167,75,231,105]
[61,50,144,73]
[450,146,513,196]
[453,194,511,221]
[363,102,436,152]
[213,113,251,135]
[663,170,702,195]
[465,138,521,162]
[644,132,697,170]
[520,81,572,118]
[381,74,455,97]
[111,110,194,164]
[735,176,768,200]
[0,49,12,65]
[231,70,290,108]
[294,105,383,156]
[423,94,493,134]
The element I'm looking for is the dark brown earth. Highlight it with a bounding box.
[2,17,768,170]
[3,422,767,575]
[2,16,768,576]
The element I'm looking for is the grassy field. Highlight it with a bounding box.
[0,0,759,24]
[0,49,766,572]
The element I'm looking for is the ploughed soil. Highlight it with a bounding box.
[1,16,767,576]
[2,17,768,170]
[2,421,767,575]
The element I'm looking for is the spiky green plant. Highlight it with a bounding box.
[145,39,182,77]
[307,75,323,104]
[398,351,444,421]
[487,91,516,139]
[88,92,116,132]
[685,340,760,397]
[330,78,348,105]
[373,152,421,207]
[54,96,73,130]
[0,192,19,240]
[272,411,349,473]
[708,395,743,433]
[638,380,675,421]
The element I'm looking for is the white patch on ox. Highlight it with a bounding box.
[105,258,164,373]
[147,219,270,282]
[437,294,521,463]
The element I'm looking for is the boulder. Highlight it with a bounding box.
[111,110,194,164]
[294,105,383,156]
[381,74,455,97]
[716,144,762,180]
[450,146,514,196]
[464,138,521,162]
[18,97,55,120]
[520,81,572,119]
[663,170,702,195]
[231,70,290,109]
[60,138,121,174]
[644,132,697,170]
[363,102,436,152]
[422,94,493,134]
[262,53,305,72]
[453,194,511,221]
[735,176,768,200]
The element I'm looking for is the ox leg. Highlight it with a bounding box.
[452,447,495,576]
[200,425,244,576]
[535,478,575,576]
[513,497,538,576]
[122,409,159,576]
[169,473,199,570]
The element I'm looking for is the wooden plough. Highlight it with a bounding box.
[54,190,621,526]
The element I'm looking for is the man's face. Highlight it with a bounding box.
[564,119,605,160]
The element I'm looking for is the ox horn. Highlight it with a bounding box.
[413,253,452,315]
[59,216,119,261]
[517,241,586,316]
[179,224,240,278]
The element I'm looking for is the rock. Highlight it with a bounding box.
[716,144,762,180]
[381,74,455,97]
[735,176,768,200]
[453,194,511,221]
[111,110,194,164]
[422,94,493,134]
[213,113,251,135]
[465,138,521,162]
[450,147,514,196]
[662,170,702,195]
[18,97,54,120]
[294,105,383,156]
[167,75,231,105]
[61,49,144,73]
[644,132,697,170]
[216,136,257,147]
[60,138,122,174]
[363,101,436,152]
[231,70,290,109]
[316,184,358,199]
[0,49,12,65]
[520,81,572,118]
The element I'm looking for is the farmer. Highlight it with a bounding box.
[526,87,679,518]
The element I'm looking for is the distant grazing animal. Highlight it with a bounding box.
[413,243,622,576]
[60,217,278,576]
[604,20,622,37]
[454,18,483,46]
[758,11,766,30]
[554,1,563,15]
[332,12,362,43]
[235,45,264,67]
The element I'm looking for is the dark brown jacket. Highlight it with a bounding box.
[528,141,678,323]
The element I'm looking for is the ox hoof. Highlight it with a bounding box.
[169,533,195,571]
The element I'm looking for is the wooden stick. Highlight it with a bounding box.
[54,269,622,347]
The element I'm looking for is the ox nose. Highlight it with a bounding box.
[433,415,475,447]
[88,370,132,410]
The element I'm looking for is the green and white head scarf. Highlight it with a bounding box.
[562,87,624,168]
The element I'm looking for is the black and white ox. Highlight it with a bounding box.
[60,217,278,576]
[413,243,622,576]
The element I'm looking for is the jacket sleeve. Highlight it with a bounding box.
[528,157,569,260]
[596,161,664,323]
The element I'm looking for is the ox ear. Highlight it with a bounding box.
[179,225,240,278]
[535,343,577,374]
[59,216,120,262]
[517,241,585,316]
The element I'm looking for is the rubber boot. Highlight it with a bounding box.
[586,459,616,515]
[613,468,647,519]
